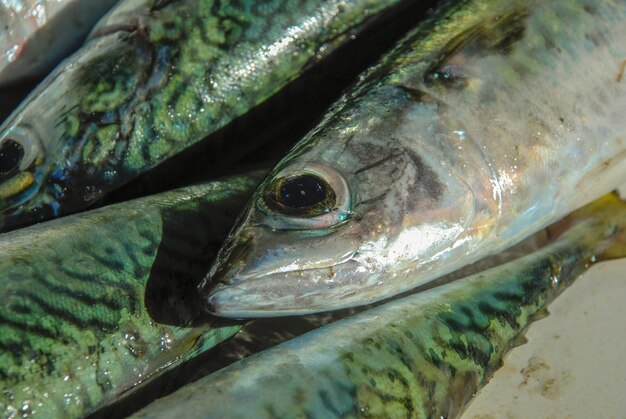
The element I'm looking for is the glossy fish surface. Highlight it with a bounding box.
[206,0,626,316]
[0,172,263,418]
[0,0,407,232]
[0,0,119,86]
[134,195,626,419]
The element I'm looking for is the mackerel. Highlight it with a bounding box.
[206,0,626,316]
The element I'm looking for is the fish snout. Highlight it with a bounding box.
[205,268,341,318]
[204,254,378,318]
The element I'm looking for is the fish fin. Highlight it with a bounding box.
[548,193,626,261]
[509,332,529,349]
[528,307,550,323]
[182,324,242,363]
[588,192,626,261]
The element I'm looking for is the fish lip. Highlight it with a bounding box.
[229,248,358,284]
[204,267,326,318]
[204,258,370,318]
[206,283,321,318]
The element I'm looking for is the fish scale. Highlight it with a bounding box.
[132,194,626,419]
[0,0,413,232]
[79,0,372,169]
[0,173,263,418]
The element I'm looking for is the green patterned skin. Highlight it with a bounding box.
[0,172,263,418]
[132,194,626,419]
[0,0,405,232]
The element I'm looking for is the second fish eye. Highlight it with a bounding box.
[0,139,25,180]
[264,173,337,217]
[257,164,351,230]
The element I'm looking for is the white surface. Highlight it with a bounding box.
[462,258,626,419]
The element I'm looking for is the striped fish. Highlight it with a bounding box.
[0,0,415,233]
[0,172,263,418]
[131,194,626,419]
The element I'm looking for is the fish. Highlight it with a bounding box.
[131,193,626,419]
[0,0,414,233]
[0,0,119,86]
[0,171,264,418]
[204,0,626,317]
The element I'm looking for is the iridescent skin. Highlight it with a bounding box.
[0,0,119,86]
[0,172,262,418]
[0,0,404,232]
[133,194,626,419]
[206,0,626,316]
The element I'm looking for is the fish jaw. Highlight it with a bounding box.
[203,216,366,316]
[205,222,471,317]
[204,219,376,317]
[206,265,369,318]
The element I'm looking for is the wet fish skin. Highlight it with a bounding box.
[0,0,406,233]
[0,172,263,418]
[206,0,626,316]
[132,194,626,419]
[0,0,119,86]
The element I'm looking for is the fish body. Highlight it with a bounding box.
[206,0,626,316]
[132,194,626,419]
[0,0,409,232]
[0,172,263,418]
[0,0,119,86]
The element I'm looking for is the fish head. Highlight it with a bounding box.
[204,96,481,317]
[0,30,152,231]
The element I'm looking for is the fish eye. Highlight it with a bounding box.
[0,127,43,200]
[264,173,336,217]
[0,127,41,175]
[258,164,351,230]
[0,139,25,181]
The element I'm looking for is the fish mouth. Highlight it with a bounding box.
[206,280,312,318]
[205,257,373,318]
[202,221,363,317]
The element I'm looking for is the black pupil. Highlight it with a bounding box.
[279,175,326,209]
[0,140,24,177]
